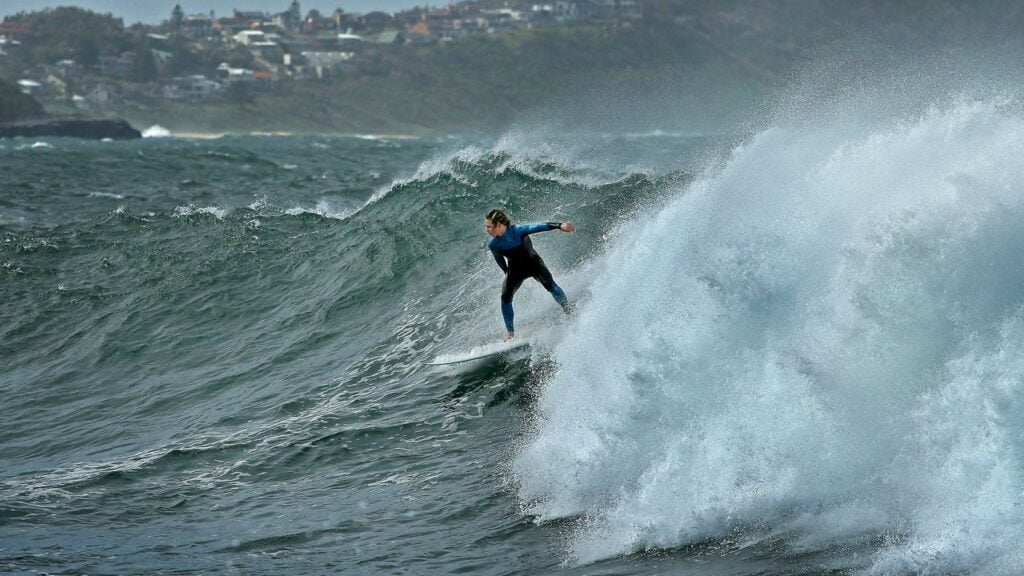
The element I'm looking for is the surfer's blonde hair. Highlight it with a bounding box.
[485,209,511,226]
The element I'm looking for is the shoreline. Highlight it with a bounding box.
[163,130,423,140]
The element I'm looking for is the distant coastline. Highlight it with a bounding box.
[0,2,775,135]
[162,130,422,139]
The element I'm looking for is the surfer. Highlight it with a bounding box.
[485,209,575,340]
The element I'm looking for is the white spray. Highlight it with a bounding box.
[515,98,1024,574]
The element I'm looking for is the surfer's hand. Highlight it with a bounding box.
[560,222,576,232]
[505,332,515,341]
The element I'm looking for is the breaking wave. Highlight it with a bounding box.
[515,98,1024,575]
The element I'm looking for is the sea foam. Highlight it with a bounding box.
[515,98,1024,574]
[142,125,172,138]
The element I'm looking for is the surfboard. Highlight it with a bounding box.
[427,339,530,366]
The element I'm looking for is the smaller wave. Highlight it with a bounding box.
[354,134,418,141]
[358,145,489,211]
[247,197,270,211]
[88,192,126,199]
[15,142,52,151]
[622,129,700,139]
[142,125,172,138]
[174,204,229,219]
[283,199,352,220]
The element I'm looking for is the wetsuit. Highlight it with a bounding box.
[488,222,570,333]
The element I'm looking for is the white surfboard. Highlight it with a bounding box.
[427,339,530,366]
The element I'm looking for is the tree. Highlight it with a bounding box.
[77,36,100,67]
[130,45,158,82]
[167,36,201,76]
[0,77,45,122]
[9,7,132,67]
[171,4,184,29]
[288,1,302,26]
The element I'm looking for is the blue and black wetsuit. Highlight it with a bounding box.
[489,222,570,333]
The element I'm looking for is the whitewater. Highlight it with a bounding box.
[3,96,1024,575]
[516,97,1024,574]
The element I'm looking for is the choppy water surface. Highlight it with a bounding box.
[2,107,1024,576]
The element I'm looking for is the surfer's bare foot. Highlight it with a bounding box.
[505,332,515,341]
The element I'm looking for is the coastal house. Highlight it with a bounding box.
[305,32,364,50]
[162,74,222,99]
[214,11,266,36]
[252,70,273,89]
[85,84,115,104]
[300,50,353,79]
[424,11,463,40]
[407,21,434,43]
[0,19,32,41]
[216,62,256,83]
[146,33,170,46]
[17,79,44,96]
[181,13,215,39]
[268,14,290,31]
[234,30,267,45]
[336,32,365,45]
[251,41,283,65]
[477,9,520,33]
[571,0,644,21]
[41,60,82,80]
[529,4,558,25]
[98,52,136,78]
[300,51,353,68]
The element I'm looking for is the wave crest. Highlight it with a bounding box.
[515,98,1024,573]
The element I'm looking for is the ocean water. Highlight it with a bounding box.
[2,100,1024,575]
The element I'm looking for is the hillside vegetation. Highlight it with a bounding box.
[0,78,45,123]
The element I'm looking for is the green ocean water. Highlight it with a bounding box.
[0,133,716,575]
[7,109,1024,576]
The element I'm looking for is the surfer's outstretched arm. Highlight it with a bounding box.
[519,222,576,235]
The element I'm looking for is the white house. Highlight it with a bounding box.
[17,79,44,95]
[299,51,353,79]
[216,62,256,82]
[163,75,223,99]
[234,30,267,45]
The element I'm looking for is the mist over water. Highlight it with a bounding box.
[515,93,1024,574]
